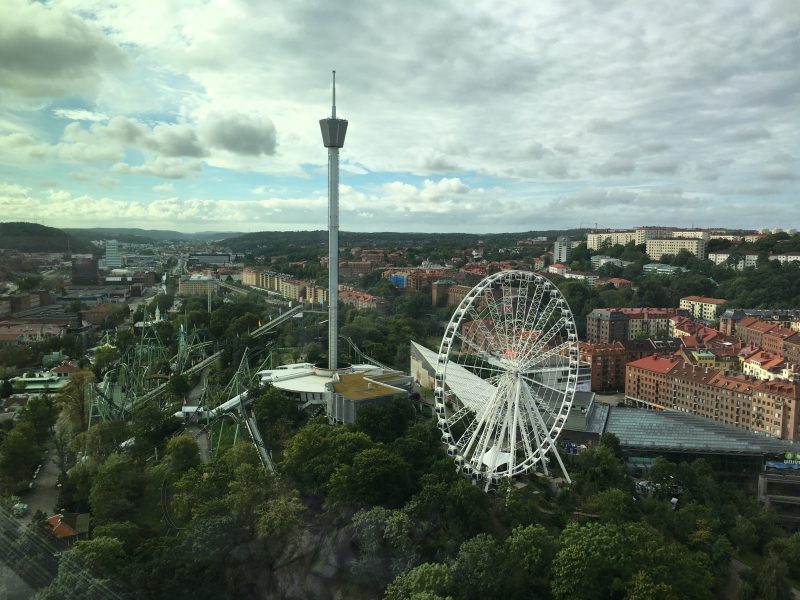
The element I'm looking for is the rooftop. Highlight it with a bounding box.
[681,295,726,305]
[627,355,682,374]
[604,407,799,455]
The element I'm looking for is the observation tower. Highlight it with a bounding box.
[319,70,348,369]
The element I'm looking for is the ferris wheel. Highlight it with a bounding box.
[434,270,579,487]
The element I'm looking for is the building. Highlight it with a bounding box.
[708,252,760,270]
[562,271,599,286]
[187,253,232,265]
[679,296,726,321]
[339,260,375,277]
[177,275,218,297]
[642,263,687,276]
[741,350,790,381]
[328,372,410,424]
[769,253,800,265]
[104,240,123,268]
[587,307,684,343]
[625,355,682,408]
[580,342,629,391]
[339,290,388,313]
[736,316,778,347]
[720,309,800,337]
[645,237,707,261]
[71,256,97,285]
[553,237,571,263]
[586,230,637,250]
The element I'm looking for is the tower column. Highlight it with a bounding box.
[319,70,348,370]
[328,146,339,369]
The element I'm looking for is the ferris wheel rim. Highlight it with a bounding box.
[434,270,579,482]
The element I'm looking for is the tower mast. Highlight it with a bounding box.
[319,71,348,369]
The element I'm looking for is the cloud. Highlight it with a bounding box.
[645,159,680,175]
[200,113,277,156]
[762,164,796,181]
[113,158,203,179]
[723,126,772,142]
[0,0,125,99]
[421,155,459,171]
[153,183,175,193]
[53,109,109,122]
[592,155,636,176]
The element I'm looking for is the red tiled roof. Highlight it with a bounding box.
[681,295,726,305]
[627,355,682,374]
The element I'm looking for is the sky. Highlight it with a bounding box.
[0,0,798,234]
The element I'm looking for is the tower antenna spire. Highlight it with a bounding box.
[331,70,336,118]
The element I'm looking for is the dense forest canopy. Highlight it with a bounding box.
[0,223,96,254]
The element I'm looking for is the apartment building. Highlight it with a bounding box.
[679,296,726,321]
[586,230,637,250]
[580,342,628,391]
[625,355,682,407]
[553,237,572,263]
[587,308,684,343]
[628,356,800,440]
[707,252,760,270]
[177,275,217,297]
[645,237,707,260]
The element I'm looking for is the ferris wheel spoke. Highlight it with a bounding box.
[521,375,564,412]
[516,295,557,361]
[464,303,504,356]
[482,286,511,354]
[521,336,571,372]
[518,317,567,368]
[511,278,531,350]
[463,378,508,459]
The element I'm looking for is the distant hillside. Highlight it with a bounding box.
[222,229,589,253]
[0,222,97,254]
[64,228,243,243]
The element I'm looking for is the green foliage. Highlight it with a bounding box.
[355,397,416,443]
[351,506,421,590]
[329,446,414,507]
[89,453,145,524]
[384,562,453,600]
[551,522,713,600]
[165,433,200,475]
[0,422,39,487]
[281,421,373,493]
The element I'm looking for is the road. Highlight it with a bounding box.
[20,448,60,524]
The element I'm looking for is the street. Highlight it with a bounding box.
[20,448,60,525]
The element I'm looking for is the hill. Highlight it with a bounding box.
[64,227,243,243]
[222,229,588,253]
[0,222,97,254]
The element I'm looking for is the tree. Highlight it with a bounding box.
[281,422,373,493]
[354,397,415,443]
[92,345,120,375]
[89,453,145,524]
[0,423,39,487]
[328,446,413,507]
[384,562,453,600]
[506,524,559,595]
[551,522,713,600]
[583,488,637,523]
[17,394,56,444]
[448,534,510,600]
[164,433,200,475]
[351,506,420,590]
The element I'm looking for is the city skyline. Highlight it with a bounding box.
[1,0,798,233]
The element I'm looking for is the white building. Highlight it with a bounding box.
[645,238,707,261]
[553,236,572,263]
[708,252,760,270]
[105,240,123,268]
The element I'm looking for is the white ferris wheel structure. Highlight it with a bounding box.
[434,270,579,489]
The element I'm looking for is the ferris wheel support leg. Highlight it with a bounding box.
[548,445,572,484]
